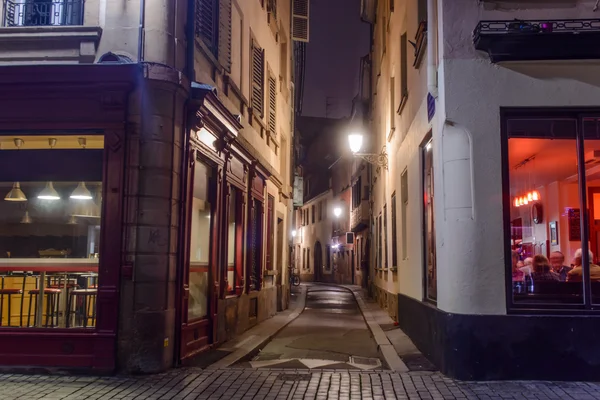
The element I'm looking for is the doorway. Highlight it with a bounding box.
[179,157,218,362]
[314,241,323,282]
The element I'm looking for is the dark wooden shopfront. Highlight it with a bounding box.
[0,64,138,372]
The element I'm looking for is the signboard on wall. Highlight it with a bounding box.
[293,175,304,207]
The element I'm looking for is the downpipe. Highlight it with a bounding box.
[138,0,146,62]
[427,0,438,98]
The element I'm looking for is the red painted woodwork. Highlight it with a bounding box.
[0,63,136,372]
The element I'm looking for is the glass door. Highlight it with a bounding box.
[180,157,217,360]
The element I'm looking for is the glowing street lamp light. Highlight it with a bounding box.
[291,230,297,238]
[347,132,388,170]
[333,207,342,218]
[348,133,364,154]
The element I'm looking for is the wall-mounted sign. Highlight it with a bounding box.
[293,175,304,207]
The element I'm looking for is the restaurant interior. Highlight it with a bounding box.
[508,117,600,304]
[0,134,103,328]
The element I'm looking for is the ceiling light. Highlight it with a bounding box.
[70,182,93,200]
[20,211,32,224]
[5,182,27,202]
[38,182,60,200]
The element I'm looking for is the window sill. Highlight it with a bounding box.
[413,21,427,68]
[397,92,408,115]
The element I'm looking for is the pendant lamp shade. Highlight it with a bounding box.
[20,211,32,224]
[5,182,27,202]
[70,182,93,200]
[38,182,60,200]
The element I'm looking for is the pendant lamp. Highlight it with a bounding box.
[38,182,60,200]
[20,211,32,224]
[70,182,93,200]
[5,182,27,202]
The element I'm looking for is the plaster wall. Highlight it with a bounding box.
[437,0,600,314]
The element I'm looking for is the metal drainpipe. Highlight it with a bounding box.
[427,0,438,98]
[138,0,146,62]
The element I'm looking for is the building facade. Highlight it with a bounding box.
[0,0,298,373]
[365,0,600,380]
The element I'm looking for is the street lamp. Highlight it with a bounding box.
[291,230,297,238]
[333,207,342,218]
[347,133,388,170]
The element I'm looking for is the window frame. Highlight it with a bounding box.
[422,134,436,303]
[502,108,600,313]
[391,192,398,268]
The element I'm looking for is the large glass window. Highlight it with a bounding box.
[0,135,103,329]
[226,187,242,295]
[503,115,600,308]
[188,161,213,320]
[423,138,436,301]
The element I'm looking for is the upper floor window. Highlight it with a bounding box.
[251,37,265,118]
[352,177,362,210]
[4,0,84,27]
[196,0,232,71]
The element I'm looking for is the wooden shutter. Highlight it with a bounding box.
[218,0,232,71]
[268,73,277,134]
[196,0,218,54]
[292,0,309,42]
[267,0,277,21]
[251,39,265,117]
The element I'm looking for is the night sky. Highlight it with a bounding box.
[301,0,370,119]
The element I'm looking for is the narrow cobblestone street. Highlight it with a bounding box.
[2,284,600,399]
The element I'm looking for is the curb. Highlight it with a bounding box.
[207,284,308,369]
[335,284,409,373]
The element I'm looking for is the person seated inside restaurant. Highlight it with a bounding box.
[549,251,572,282]
[567,249,600,282]
[531,254,560,282]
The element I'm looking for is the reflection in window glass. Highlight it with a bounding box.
[227,188,239,295]
[423,139,436,301]
[584,117,600,304]
[0,135,103,329]
[188,161,212,320]
[508,134,583,304]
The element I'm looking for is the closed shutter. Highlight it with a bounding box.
[251,39,265,117]
[196,0,218,54]
[218,0,232,71]
[292,0,309,42]
[268,73,277,134]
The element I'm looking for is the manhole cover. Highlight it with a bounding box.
[349,356,381,367]
[277,373,312,381]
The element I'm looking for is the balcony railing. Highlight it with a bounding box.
[3,0,84,27]
[350,200,369,232]
[473,19,600,62]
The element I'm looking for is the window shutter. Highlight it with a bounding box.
[268,73,277,134]
[196,0,218,54]
[218,0,232,71]
[251,40,265,117]
[292,0,309,42]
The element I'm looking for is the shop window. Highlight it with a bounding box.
[266,195,274,270]
[391,192,398,268]
[0,134,103,329]
[401,169,408,260]
[226,186,243,295]
[504,114,600,308]
[248,198,263,291]
[384,204,389,269]
[188,160,214,320]
[423,137,436,301]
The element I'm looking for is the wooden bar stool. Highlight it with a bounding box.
[66,289,97,328]
[27,288,62,327]
[0,288,23,327]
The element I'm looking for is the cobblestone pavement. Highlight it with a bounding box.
[2,369,600,400]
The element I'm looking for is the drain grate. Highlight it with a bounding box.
[277,373,312,381]
[349,356,381,367]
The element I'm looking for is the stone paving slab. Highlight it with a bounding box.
[1,369,600,399]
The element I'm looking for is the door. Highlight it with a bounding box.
[314,241,323,282]
[179,157,219,361]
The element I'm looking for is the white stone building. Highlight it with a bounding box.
[366,0,600,380]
